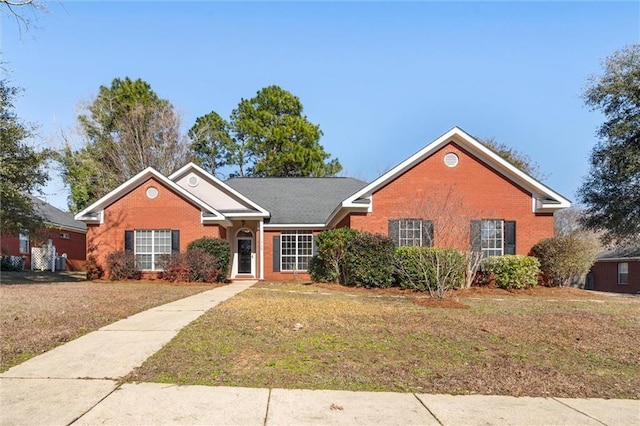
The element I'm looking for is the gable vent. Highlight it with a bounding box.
[187,175,199,187]
[444,152,459,167]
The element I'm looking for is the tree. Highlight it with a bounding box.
[0,79,49,236]
[0,0,45,34]
[578,44,640,245]
[190,85,342,178]
[478,137,544,180]
[393,185,489,297]
[530,236,600,287]
[58,77,193,212]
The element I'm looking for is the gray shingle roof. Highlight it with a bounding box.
[29,195,87,232]
[597,245,640,260]
[225,177,368,225]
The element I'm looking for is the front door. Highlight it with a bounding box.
[237,238,252,274]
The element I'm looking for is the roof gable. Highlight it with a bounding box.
[74,167,226,224]
[169,163,269,218]
[342,126,571,213]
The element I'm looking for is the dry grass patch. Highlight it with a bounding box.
[0,281,213,371]
[127,283,640,398]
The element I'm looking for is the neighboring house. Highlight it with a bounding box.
[75,127,570,281]
[587,246,640,294]
[1,196,87,271]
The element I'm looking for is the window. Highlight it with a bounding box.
[399,219,424,247]
[618,263,629,285]
[472,219,516,258]
[388,219,433,247]
[19,232,29,254]
[60,232,70,240]
[481,219,504,257]
[133,230,172,271]
[280,231,313,271]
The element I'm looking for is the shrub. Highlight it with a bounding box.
[342,231,395,288]
[106,250,140,281]
[481,255,540,289]
[85,254,104,280]
[311,228,357,283]
[160,248,220,283]
[394,247,465,297]
[1,255,24,271]
[530,236,599,287]
[186,248,220,282]
[159,253,191,282]
[187,237,230,281]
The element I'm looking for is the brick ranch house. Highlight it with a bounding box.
[75,127,570,281]
[2,196,87,271]
[587,246,640,294]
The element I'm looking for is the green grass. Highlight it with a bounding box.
[126,283,640,398]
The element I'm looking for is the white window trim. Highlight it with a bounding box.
[617,262,629,285]
[481,219,504,258]
[398,219,423,247]
[280,230,314,272]
[135,229,172,271]
[19,232,29,254]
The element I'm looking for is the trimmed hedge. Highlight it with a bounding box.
[342,231,395,288]
[311,229,395,288]
[481,255,540,289]
[187,237,230,282]
[394,247,464,293]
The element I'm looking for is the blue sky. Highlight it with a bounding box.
[2,1,639,211]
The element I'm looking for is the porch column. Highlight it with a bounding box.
[259,219,264,280]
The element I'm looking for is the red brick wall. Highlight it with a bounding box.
[87,177,222,276]
[262,228,315,281]
[349,142,554,255]
[590,260,640,294]
[1,230,86,271]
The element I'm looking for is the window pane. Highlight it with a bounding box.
[280,231,313,271]
[481,220,504,258]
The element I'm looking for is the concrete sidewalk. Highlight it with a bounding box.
[2,280,638,425]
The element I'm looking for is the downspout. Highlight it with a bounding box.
[259,219,264,280]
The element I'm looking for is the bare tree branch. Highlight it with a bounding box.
[1,0,46,35]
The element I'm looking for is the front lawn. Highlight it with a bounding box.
[0,281,213,372]
[127,283,640,399]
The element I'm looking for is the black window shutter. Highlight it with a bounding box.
[504,221,516,255]
[470,221,481,252]
[312,236,318,257]
[273,236,281,272]
[422,220,434,247]
[388,219,400,246]
[171,230,180,253]
[124,230,134,252]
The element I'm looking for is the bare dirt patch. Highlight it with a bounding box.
[128,282,640,398]
[0,280,213,371]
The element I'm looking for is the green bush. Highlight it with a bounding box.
[311,228,357,283]
[530,236,599,287]
[394,247,464,295]
[187,237,230,282]
[105,251,140,281]
[342,231,395,288]
[481,255,540,289]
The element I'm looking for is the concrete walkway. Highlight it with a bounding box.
[2,281,638,425]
